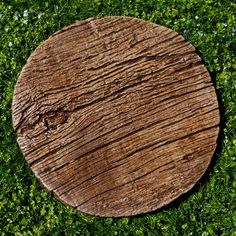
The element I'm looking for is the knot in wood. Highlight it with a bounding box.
[43,110,68,130]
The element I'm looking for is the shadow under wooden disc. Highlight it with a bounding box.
[12,16,220,217]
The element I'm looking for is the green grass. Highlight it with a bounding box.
[0,0,235,235]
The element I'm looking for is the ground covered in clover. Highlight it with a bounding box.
[0,0,235,235]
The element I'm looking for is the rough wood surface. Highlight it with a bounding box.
[12,16,220,217]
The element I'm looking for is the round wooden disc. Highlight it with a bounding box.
[12,16,220,217]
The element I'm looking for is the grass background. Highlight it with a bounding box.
[0,0,235,235]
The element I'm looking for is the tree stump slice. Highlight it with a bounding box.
[12,16,220,217]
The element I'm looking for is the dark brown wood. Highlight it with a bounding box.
[12,16,220,217]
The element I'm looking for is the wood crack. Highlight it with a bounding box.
[50,106,218,194]
[74,124,218,208]
[29,83,214,168]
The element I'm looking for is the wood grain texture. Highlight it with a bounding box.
[12,16,220,217]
